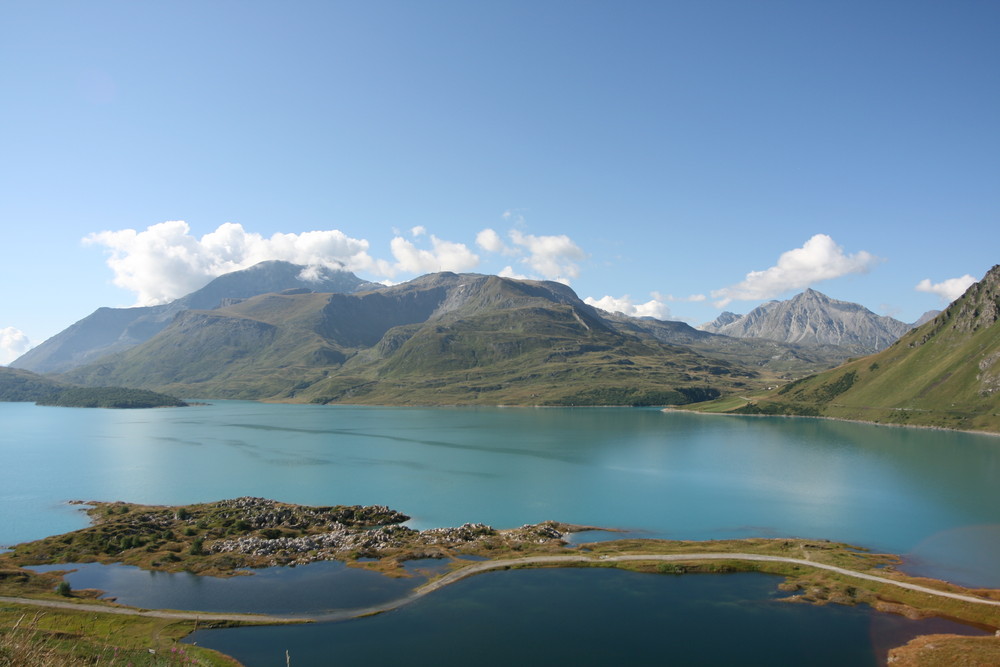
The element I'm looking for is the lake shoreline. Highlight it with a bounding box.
[5,537,1000,666]
[662,405,1000,439]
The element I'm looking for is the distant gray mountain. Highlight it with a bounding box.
[12,261,378,373]
[698,289,912,354]
[912,310,941,327]
[701,311,742,331]
[602,312,861,376]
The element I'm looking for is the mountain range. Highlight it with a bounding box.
[695,265,1000,433]
[56,272,764,405]
[10,261,952,410]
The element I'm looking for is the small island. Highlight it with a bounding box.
[2,498,999,665]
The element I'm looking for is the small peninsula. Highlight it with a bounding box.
[2,498,999,665]
[0,367,187,409]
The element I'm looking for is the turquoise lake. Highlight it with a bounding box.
[3,400,999,664]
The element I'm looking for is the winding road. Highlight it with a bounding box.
[4,553,999,625]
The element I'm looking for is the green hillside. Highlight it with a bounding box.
[686,265,1000,433]
[62,273,771,406]
[0,367,187,408]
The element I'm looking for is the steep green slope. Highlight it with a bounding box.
[688,265,1000,432]
[62,273,770,406]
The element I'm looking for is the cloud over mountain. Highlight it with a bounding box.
[915,274,977,303]
[474,227,587,284]
[84,220,590,306]
[388,235,479,275]
[584,295,672,320]
[711,234,880,307]
[0,327,31,365]
[85,221,382,306]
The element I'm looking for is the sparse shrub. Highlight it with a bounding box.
[189,538,205,556]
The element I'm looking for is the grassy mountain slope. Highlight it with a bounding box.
[687,265,1000,432]
[63,273,770,406]
[12,260,376,374]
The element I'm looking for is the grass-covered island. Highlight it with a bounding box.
[2,498,999,665]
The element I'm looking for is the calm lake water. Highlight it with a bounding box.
[185,569,985,667]
[3,400,999,663]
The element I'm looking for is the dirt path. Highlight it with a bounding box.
[0,596,306,624]
[407,553,1000,609]
[5,553,999,625]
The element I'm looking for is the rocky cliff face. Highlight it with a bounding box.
[941,264,1000,334]
[699,289,911,354]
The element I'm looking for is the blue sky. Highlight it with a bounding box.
[2,1,997,363]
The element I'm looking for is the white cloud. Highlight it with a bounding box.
[476,228,512,254]
[508,230,586,283]
[389,235,479,275]
[83,219,587,305]
[1,327,31,365]
[584,295,672,320]
[84,221,380,306]
[711,234,880,307]
[915,274,976,303]
[652,291,707,303]
[498,265,530,280]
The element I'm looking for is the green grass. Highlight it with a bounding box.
[0,368,186,409]
[681,295,1000,433]
[0,606,241,666]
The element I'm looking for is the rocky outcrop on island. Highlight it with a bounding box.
[4,497,583,575]
[210,519,570,567]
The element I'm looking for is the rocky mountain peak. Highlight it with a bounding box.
[699,288,911,354]
[941,265,1000,334]
[699,311,742,332]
